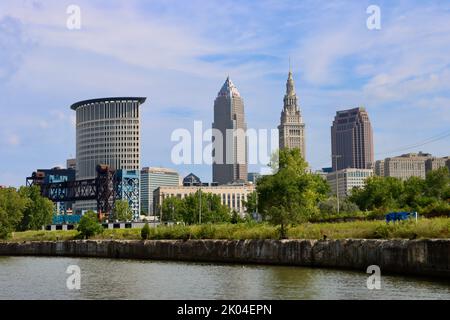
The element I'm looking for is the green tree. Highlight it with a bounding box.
[0,188,27,239]
[400,176,426,210]
[141,223,151,240]
[242,191,258,214]
[349,176,404,211]
[77,210,103,239]
[230,210,244,224]
[257,148,329,238]
[161,196,185,222]
[318,197,360,215]
[424,167,450,200]
[113,200,133,222]
[161,191,230,225]
[18,185,54,231]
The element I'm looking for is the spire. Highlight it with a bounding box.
[218,76,241,98]
[286,69,295,97]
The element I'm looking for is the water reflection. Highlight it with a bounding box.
[0,257,449,300]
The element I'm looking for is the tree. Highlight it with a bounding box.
[257,148,329,238]
[141,223,151,240]
[113,200,133,222]
[161,197,185,223]
[400,176,426,210]
[18,186,54,231]
[230,210,244,224]
[318,197,359,215]
[77,210,103,239]
[424,167,450,200]
[349,176,403,211]
[242,191,257,214]
[161,191,230,225]
[0,188,27,239]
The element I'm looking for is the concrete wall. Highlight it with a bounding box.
[0,239,449,278]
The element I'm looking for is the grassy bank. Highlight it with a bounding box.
[3,217,450,242]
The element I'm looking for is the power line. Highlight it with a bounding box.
[375,129,450,156]
[312,128,450,169]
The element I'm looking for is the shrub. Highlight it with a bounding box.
[141,223,151,240]
[77,211,103,239]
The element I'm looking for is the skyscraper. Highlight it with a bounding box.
[140,167,180,216]
[71,97,146,213]
[331,107,374,171]
[212,77,248,185]
[278,70,306,159]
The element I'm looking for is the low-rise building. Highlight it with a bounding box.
[374,160,385,176]
[315,167,333,180]
[425,156,450,174]
[327,168,373,198]
[154,184,256,217]
[384,152,431,180]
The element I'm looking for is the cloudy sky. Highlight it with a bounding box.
[1,0,449,187]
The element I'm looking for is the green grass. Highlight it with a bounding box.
[8,230,79,242]
[3,218,450,242]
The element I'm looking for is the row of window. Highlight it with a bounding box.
[76,101,140,123]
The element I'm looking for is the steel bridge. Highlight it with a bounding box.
[26,165,139,219]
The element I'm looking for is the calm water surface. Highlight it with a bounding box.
[0,256,449,300]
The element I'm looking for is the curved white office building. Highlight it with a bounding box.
[71,97,146,213]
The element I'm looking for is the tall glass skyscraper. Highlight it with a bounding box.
[212,77,248,185]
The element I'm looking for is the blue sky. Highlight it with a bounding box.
[1,0,449,187]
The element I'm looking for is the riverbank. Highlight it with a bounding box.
[5,218,450,242]
[1,239,449,278]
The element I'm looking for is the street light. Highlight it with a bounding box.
[332,155,342,214]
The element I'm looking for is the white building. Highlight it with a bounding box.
[71,97,146,213]
[154,184,256,217]
[327,168,373,198]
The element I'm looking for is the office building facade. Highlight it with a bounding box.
[425,156,450,174]
[331,107,374,171]
[154,184,255,217]
[326,168,373,198]
[140,167,180,215]
[377,152,448,180]
[212,77,248,185]
[71,97,146,213]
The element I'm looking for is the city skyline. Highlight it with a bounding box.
[1,1,450,187]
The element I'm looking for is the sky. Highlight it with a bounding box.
[0,0,449,187]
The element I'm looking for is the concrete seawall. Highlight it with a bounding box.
[0,239,449,278]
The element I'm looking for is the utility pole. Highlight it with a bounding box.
[332,155,342,214]
[199,188,202,224]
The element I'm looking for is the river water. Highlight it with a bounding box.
[0,256,449,300]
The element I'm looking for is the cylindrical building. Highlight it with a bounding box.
[70,97,146,214]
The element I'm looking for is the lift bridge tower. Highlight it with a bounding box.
[27,165,140,221]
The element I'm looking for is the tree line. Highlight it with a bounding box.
[0,185,54,239]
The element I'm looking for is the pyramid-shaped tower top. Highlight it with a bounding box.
[286,71,296,97]
[218,76,241,98]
